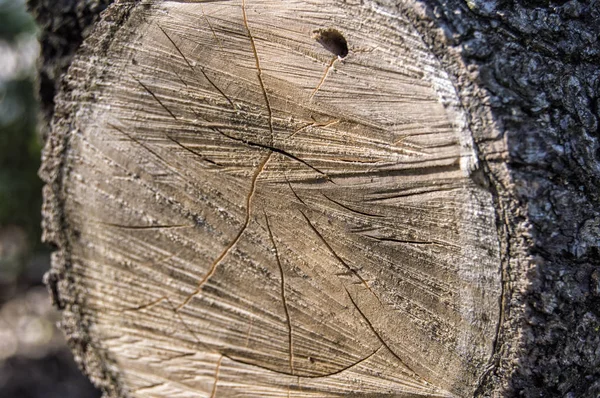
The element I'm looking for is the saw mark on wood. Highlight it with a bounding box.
[184,104,329,179]
[158,24,234,107]
[119,296,214,353]
[264,211,295,375]
[210,355,224,398]
[242,0,274,144]
[298,209,383,307]
[165,297,214,353]
[177,152,272,311]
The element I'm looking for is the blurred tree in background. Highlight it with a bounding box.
[0,1,100,397]
[0,0,43,295]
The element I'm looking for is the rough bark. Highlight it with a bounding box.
[27,0,113,138]
[411,1,600,396]
[39,0,600,397]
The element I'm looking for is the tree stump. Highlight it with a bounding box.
[40,0,600,397]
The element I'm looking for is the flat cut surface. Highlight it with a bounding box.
[58,0,501,396]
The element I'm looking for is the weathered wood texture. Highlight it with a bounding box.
[39,0,600,397]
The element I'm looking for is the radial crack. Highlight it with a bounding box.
[200,4,224,50]
[121,296,167,312]
[215,127,329,178]
[210,355,224,398]
[177,152,272,311]
[241,0,274,144]
[298,209,383,306]
[186,107,330,179]
[131,76,178,120]
[311,56,337,99]
[166,134,220,166]
[109,123,180,172]
[264,211,295,375]
[133,382,166,393]
[90,220,194,230]
[341,285,428,386]
[286,176,308,207]
[158,24,234,107]
[322,193,385,218]
[285,116,340,141]
[221,345,381,379]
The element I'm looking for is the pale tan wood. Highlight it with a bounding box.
[44,0,502,396]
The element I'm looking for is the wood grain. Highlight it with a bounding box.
[46,0,502,396]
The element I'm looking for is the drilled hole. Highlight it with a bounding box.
[313,28,348,58]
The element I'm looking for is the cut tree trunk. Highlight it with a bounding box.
[39,1,600,397]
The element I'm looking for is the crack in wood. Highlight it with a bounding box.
[285,176,308,207]
[210,355,224,398]
[311,56,337,100]
[177,152,272,311]
[298,209,383,307]
[221,345,382,379]
[264,211,295,375]
[165,134,221,166]
[158,24,234,107]
[109,123,182,173]
[89,220,194,230]
[363,234,461,250]
[132,382,166,393]
[167,62,189,88]
[341,285,428,386]
[122,296,167,312]
[322,193,385,219]
[363,235,436,246]
[199,4,224,51]
[285,115,340,141]
[131,76,178,120]
[124,292,385,379]
[241,0,274,145]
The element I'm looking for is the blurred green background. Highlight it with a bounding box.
[0,0,100,396]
